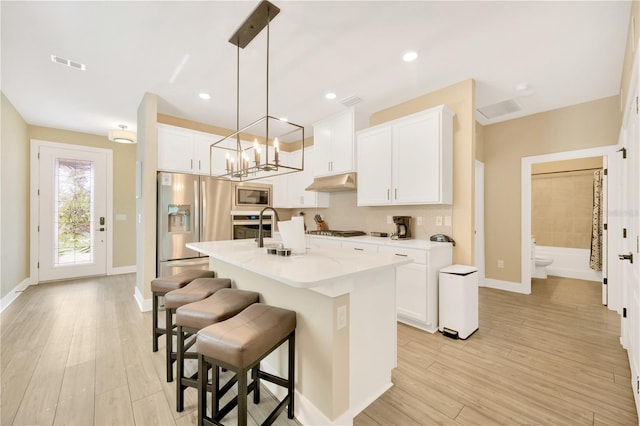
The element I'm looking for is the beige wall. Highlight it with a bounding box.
[368,79,476,265]
[1,93,29,299]
[483,96,620,283]
[137,93,159,299]
[619,1,639,112]
[532,171,596,249]
[300,192,453,240]
[29,126,137,269]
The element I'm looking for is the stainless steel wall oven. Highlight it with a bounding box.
[231,211,273,240]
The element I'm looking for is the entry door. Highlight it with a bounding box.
[37,145,108,281]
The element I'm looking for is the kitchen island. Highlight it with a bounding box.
[187,239,411,426]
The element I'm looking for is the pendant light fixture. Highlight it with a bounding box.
[108,124,137,144]
[210,0,304,181]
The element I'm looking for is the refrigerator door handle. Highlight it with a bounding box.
[201,179,206,243]
[194,179,200,247]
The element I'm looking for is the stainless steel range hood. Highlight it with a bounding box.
[305,172,357,192]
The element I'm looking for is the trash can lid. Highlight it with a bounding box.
[440,264,479,275]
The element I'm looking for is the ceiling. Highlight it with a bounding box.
[1,1,631,141]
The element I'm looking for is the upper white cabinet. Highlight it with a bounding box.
[356,105,454,206]
[157,124,222,175]
[313,108,355,177]
[272,147,329,209]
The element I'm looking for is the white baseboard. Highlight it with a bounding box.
[546,267,601,282]
[483,278,530,294]
[109,265,136,275]
[260,359,353,425]
[1,277,32,313]
[134,285,152,312]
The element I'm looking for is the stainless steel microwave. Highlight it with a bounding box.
[232,182,272,209]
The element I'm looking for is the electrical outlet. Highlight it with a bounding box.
[498,260,504,268]
[337,305,347,330]
[444,216,452,226]
[436,216,443,226]
[387,216,393,225]
[417,216,423,226]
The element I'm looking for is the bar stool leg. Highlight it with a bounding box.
[197,354,207,426]
[237,368,248,426]
[165,306,174,382]
[152,292,160,352]
[288,332,295,419]
[176,324,185,412]
[252,363,260,404]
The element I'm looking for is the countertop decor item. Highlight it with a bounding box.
[209,0,304,182]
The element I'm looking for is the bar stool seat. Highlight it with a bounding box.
[152,270,214,353]
[163,278,232,383]
[175,288,260,412]
[196,303,296,426]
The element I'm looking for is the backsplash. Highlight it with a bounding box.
[295,191,453,239]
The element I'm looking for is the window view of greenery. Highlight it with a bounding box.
[55,158,93,265]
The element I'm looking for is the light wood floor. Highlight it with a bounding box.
[356,276,638,425]
[1,274,637,425]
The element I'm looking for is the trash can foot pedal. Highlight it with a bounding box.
[442,327,459,339]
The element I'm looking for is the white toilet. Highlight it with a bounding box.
[531,238,553,279]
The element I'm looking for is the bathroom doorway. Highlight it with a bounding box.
[521,145,622,312]
[530,156,604,282]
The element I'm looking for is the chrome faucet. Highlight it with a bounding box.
[257,207,280,248]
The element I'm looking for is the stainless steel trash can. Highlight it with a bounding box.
[438,264,479,339]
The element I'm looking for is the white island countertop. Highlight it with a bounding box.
[187,238,411,289]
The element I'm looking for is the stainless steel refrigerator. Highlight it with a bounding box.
[157,172,231,277]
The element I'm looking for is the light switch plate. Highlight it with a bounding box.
[436,216,443,226]
[444,216,452,226]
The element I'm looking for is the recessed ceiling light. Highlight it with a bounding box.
[279,117,288,122]
[325,92,337,100]
[199,92,211,100]
[402,51,418,62]
[515,83,536,97]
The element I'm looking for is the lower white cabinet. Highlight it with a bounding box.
[307,236,452,332]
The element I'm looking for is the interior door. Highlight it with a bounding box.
[620,82,640,411]
[38,145,108,281]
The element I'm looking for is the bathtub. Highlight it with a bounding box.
[535,245,602,282]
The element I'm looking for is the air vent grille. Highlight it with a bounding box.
[340,96,363,107]
[477,99,520,120]
[51,55,86,71]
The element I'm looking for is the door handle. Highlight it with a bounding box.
[619,253,634,263]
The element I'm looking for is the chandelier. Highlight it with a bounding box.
[210,0,304,181]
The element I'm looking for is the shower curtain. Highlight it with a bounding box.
[590,170,603,271]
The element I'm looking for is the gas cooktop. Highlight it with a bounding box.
[306,230,367,237]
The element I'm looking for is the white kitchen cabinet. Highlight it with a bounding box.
[313,108,355,177]
[157,124,223,175]
[380,243,452,333]
[356,105,454,206]
[341,240,378,253]
[306,234,452,332]
[273,147,329,208]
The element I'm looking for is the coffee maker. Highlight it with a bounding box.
[392,216,411,240]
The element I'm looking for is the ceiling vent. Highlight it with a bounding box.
[50,54,86,71]
[340,96,363,107]
[476,99,520,120]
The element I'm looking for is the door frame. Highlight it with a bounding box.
[521,145,619,299]
[30,140,114,283]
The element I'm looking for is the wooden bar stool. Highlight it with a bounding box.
[151,270,214,353]
[175,288,260,412]
[163,277,232,382]
[196,303,296,426]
